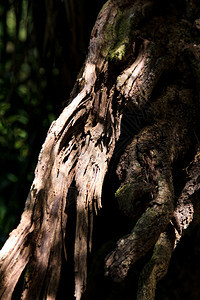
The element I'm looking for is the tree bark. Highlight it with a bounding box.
[0,0,200,299]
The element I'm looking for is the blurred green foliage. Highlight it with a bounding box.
[0,0,39,241]
[0,0,106,246]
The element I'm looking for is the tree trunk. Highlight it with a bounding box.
[0,0,200,299]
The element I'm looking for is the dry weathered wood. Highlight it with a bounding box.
[0,0,200,299]
[0,1,133,298]
[0,195,33,299]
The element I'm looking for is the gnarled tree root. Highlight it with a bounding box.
[137,152,200,299]
[105,84,195,290]
[137,225,175,300]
